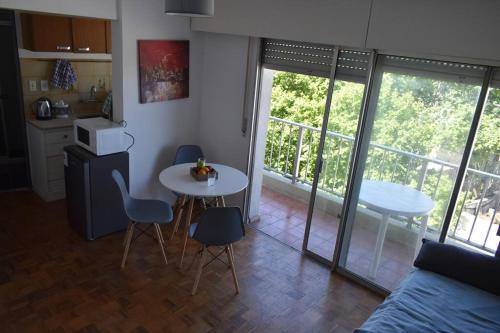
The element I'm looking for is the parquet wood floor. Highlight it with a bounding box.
[0,191,383,332]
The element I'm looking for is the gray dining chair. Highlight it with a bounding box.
[112,169,173,268]
[189,207,245,295]
[170,145,204,239]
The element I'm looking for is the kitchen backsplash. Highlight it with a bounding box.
[20,59,112,119]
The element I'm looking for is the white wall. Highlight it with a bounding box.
[0,0,117,19]
[113,0,202,201]
[248,69,273,221]
[198,33,251,207]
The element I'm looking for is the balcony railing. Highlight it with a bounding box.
[264,116,500,253]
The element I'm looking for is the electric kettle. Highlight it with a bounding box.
[34,97,53,120]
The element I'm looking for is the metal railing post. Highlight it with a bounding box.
[416,160,429,191]
[262,115,500,254]
[292,126,304,184]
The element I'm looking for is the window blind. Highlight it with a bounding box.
[261,38,371,83]
[490,68,500,89]
[336,49,370,83]
[261,39,335,77]
[261,38,370,83]
[381,55,487,86]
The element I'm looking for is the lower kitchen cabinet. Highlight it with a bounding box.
[26,122,74,201]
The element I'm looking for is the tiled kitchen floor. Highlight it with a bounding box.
[252,186,416,291]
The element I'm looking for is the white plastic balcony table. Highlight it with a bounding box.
[159,163,248,266]
[359,180,435,279]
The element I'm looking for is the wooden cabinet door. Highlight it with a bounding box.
[72,18,106,53]
[22,14,73,52]
[105,21,112,54]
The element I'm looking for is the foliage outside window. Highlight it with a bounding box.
[264,70,499,248]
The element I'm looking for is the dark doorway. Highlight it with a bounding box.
[0,10,30,190]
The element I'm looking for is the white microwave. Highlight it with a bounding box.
[74,117,125,156]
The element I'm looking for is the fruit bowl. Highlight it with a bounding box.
[190,166,218,181]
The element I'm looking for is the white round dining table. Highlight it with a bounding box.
[159,163,248,266]
[359,180,435,278]
[159,163,248,198]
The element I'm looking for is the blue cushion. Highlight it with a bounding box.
[414,239,500,295]
[356,269,500,332]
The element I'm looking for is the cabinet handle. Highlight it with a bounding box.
[56,45,71,51]
[63,135,68,139]
[78,47,90,52]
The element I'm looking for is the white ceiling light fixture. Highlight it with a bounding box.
[165,0,214,17]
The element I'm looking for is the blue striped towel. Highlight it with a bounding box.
[51,59,77,90]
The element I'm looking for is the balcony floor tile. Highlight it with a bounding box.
[253,185,417,291]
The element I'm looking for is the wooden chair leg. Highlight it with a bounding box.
[121,222,135,268]
[157,224,167,245]
[170,195,186,240]
[229,244,236,265]
[154,224,168,265]
[123,221,132,247]
[180,197,195,268]
[188,244,204,270]
[192,245,207,295]
[227,245,240,294]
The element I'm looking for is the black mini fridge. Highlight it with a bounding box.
[64,145,129,240]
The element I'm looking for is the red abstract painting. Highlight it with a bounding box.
[138,40,189,103]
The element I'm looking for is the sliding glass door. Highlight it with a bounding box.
[446,69,500,253]
[337,55,487,290]
[252,40,337,251]
[251,38,498,293]
[303,50,371,260]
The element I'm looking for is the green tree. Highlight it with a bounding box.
[265,70,500,233]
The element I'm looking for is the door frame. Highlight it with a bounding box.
[301,46,341,255]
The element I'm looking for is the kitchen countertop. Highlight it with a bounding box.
[27,113,103,130]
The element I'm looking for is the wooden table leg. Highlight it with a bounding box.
[369,213,390,279]
[219,196,226,207]
[170,195,186,240]
[180,196,195,268]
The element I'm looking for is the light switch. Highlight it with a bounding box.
[28,80,37,92]
[40,80,49,92]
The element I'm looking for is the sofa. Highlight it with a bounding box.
[355,239,500,333]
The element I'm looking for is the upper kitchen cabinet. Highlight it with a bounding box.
[21,13,112,54]
[191,0,371,48]
[366,0,500,62]
[105,21,112,54]
[21,14,73,52]
[72,18,107,53]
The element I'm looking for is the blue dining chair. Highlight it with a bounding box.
[189,207,245,295]
[112,169,173,268]
[170,145,204,239]
[173,145,204,165]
